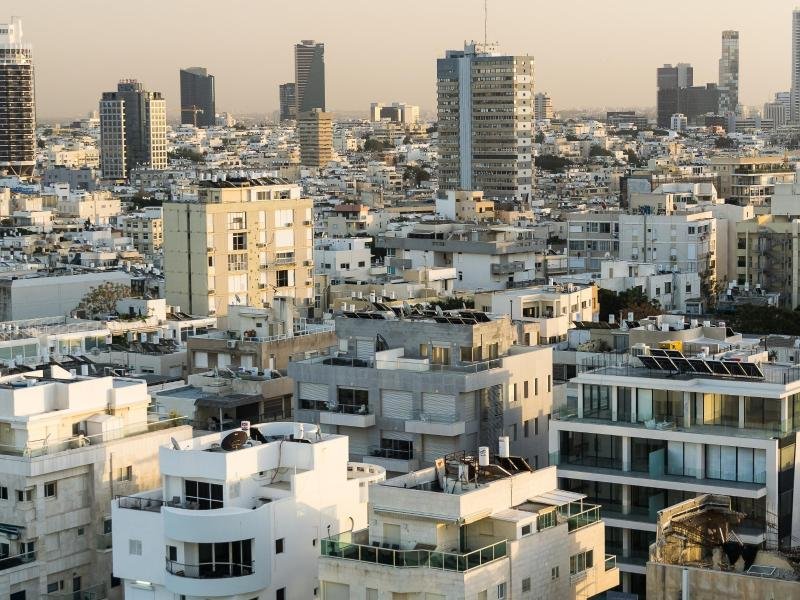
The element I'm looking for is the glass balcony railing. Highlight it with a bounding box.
[299,399,372,415]
[166,558,253,578]
[321,529,507,572]
[557,501,602,532]
[0,551,36,571]
[45,583,106,600]
[605,554,617,571]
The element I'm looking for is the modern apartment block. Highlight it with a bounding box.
[718,30,740,114]
[112,421,385,600]
[99,80,167,179]
[289,309,554,474]
[0,365,192,600]
[179,67,215,127]
[294,40,325,113]
[121,207,164,255]
[298,108,333,167]
[0,17,36,177]
[437,42,534,204]
[163,177,314,318]
[534,91,554,120]
[549,346,800,596]
[710,155,795,207]
[319,448,618,599]
[279,82,297,122]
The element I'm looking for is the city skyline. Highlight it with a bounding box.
[6,0,800,120]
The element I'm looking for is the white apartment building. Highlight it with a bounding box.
[319,445,619,599]
[290,310,555,474]
[111,421,385,600]
[121,207,164,255]
[53,186,122,226]
[314,237,373,282]
[549,347,800,596]
[0,365,192,600]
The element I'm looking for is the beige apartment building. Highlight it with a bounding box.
[164,178,314,318]
[298,108,333,167]
[710,155,794,208]
[121,208,163,255]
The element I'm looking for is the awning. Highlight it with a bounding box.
[528,490,586,506]
[195,394,261,409]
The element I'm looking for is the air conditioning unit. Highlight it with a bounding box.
[226,340,237,349]
[303,220,313,226]
[303,260,313,266]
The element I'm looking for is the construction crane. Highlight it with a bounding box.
[181,105,205,127]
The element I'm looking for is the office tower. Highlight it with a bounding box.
[294,40,325,113]
[163,178,314,318]
[279,82,297,121]
[0,367,192,600]
[298,108,333,167]
[437,42,534,203]
[0,17,35,177]
[534,92,554,120]
[718,31,740,114]
[99,80,167,179]
[112,421,378,600]
[179,67,215,127]
[793,10,800,123]
[319,454,619,599]
[776,90,791,114]
[676,63,693,88]
[764,100,788,127]
[657,64,719,128]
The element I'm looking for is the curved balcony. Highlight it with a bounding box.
[163,504,267,543]
[166,558,253,578]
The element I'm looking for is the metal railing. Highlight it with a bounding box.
[0,417,189,458]
[45,583,106,600]
[409,410,460,423]
[368,446,413,461]
[558,501,602,532]
[166,558,254,578]
[299,399,372,415]
[321,529,507,572]
[116,494,168,512]
[0,550,36,571]
[605,554,617,571]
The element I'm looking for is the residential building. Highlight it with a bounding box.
[42,166,100,191]
[179,67,215,127]
[279,82,297,122]
[99,80,167,179]
[295,39,325,113]
[163,177,315,318]
[437,42,534,203]
[298,109,333,168]
[315,237,373,282]
[54,187,121,226]
[0,270,132,321]
[474,283,598,345]
[369,102,420,125]
[0,365,192,600]
[290,310,555,474]
[792,9,800,123]
[534,91,554,120]
[111,421,384,600]
[434,189,495,222]
[606,111,649,129]
[710,155,795,207]
[549,345,800,595]
[121,207,164,255]
[0,17,35,177]
[763,100,789,127]
[319,449,619,599]
[670,113,687,132]
[647,495,800,599]
[718,30,740,114]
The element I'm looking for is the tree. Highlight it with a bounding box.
[363,138,389,152]
[714,136,737,149]
[535,154,573,173]
[534,132,545,144]
[624,148,643,167]
[403,165,430,187]
[169,147,205,163]
[589,145,614,158]
[726,304,800,336]
[75,283,132,319]
[428,297,475,311]
[598,287,661,322]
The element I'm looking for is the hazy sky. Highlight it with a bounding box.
[6,0,798,120]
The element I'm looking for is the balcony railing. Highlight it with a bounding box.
[166,559,254,579]
[321,529,507,572]
[368,446,413,461]
[116,494,168,512]
[300,399,372,415]
[605,554,617,571]
[0,550,36,571]
[557,501,602,532]
[409,410,460,423]
[46,583,106,600]
[0,417,188,458]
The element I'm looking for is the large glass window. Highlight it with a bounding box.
[744,397,782,431]
[653,390,683,424]
[378,438,413,460]
[696,393,739,427]
[618,387,632,422]
[706,445,766,483]
[582,385,611,420]
[559,432,622,469]
[337,388,369,414]
[185,480,223,509]
[630,437,666,473]
[196,539,253,576]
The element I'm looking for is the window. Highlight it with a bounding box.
[47,583,59,594]
[129,539,142,555]
[337,388,369,413]
[227,212,246,230]
[230,232,247,250]
[431,345,450,365]
[340,263,350,270]
[276,269,290,287]
[534,416,539,435]
[103,519,112,534]
[522,577,531,592]
[185,480,224,509]
[0,486,7,500]
[548,375,551,392]
[379,438,413,460]
[197,539,253,577]
[664,282,672,294]
[167,545,177,561]
[227,253,247,271]
[551,566,560,580]
[523,420,529,438]
[275,538,284,554]
[77,527,84,536]
[44,481,57,498]
[570,550,593,575]
[276,588,286,600]
[523,381,529,398]
[496,582,506,599]
[117,466,133,481]
[358,261,366,267]
[538,509,557,530]
[521,524,531,536]
[534,378,539,395]
[208,255,214,267]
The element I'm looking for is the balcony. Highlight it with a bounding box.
[557,500,602,532]
[366,446,419,473]
[299,399,376,428]
[491,261,525,275]
[0,551,36,572]
[321,529,507,572]
[166,558,254,579]
[405,411,466,436]
[46,584,106,600]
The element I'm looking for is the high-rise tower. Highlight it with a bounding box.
[99,80,167,179]
[179,67,215,127]
[279,82,297,121]
[792,10,800,123]
[718,30,739,115]
[0,17,35,177]
[294,40,325,113]
[437,42,534,204]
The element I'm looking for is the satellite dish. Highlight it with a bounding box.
[220,430,249,451]
[171,437,181,450]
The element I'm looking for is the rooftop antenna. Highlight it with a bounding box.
[484,0,488,45]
